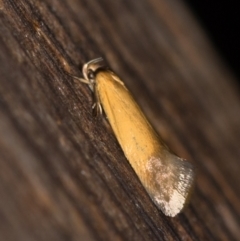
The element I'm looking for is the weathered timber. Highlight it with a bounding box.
[0,0,240,240]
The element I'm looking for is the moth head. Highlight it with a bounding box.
[82,57,104,85]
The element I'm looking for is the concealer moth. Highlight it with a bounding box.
[73,58,195,217]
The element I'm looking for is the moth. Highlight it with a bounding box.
[73,58,195,217]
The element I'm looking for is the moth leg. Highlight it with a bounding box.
[71,75,90,85]
[92,88,102,116]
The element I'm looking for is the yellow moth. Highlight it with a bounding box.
[74,58,195,217]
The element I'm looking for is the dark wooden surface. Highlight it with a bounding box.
[0,0,240,240]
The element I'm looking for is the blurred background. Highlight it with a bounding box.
[184,0,240,84]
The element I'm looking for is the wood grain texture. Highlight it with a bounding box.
[0,0,240,240]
